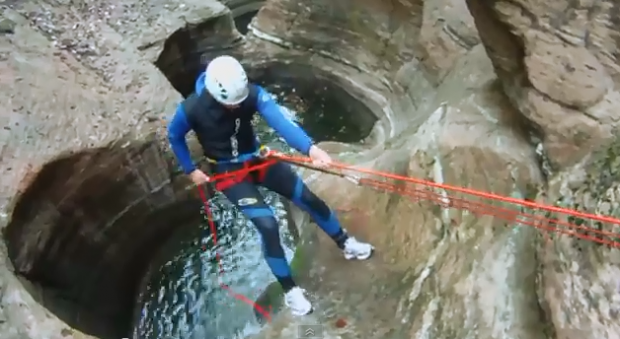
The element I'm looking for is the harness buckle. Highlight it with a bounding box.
[257,145,272,159]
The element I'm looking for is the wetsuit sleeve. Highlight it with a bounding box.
[167,105,196,174]
[255,86,313,155]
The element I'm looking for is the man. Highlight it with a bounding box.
[167,55,374,316]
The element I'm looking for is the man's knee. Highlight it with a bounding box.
[249,214,285,258]
[294,179,331,220]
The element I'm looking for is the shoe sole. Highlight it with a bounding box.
[290,307,314,316]
[344,246,375,260]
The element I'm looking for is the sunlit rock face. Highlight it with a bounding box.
[1,0,619,338]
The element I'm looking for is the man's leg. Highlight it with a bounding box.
[219,179,313,315]
[259,161,374,260]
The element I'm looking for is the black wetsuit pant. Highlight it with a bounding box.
[212,158,349,292]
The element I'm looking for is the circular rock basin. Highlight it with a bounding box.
[3,35,379,339]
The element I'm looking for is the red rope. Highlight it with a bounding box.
[358,177,620,248]
[196,184,273,322]
[192,151,620,325]
[271,153,620,248]
[275,153,620,226]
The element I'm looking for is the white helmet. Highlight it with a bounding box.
[205,55,249,106]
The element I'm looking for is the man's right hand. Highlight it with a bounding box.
[189,169,210,186]
[308,145,332,168]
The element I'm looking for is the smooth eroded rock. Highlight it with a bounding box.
[466,0,620,170]
[3,0,620,338]
[525,41,608,109]
[0,1,228,338]
[251,45,547,339]
[538,138,620,339]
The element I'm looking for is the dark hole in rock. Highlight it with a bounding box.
[227,0,263,34]
[233,10,259,34]
[131,186,299,339]
[154,14,244,97]
[249,62,377,143]
[3,139,202,339]
[154,27,203,97]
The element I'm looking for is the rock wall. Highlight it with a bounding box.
[267,45,548,338]
[466,0,620,171]
[245,0,620,338]
[0,0,231,337]
[1,0,620,338]
[247,0,482,135]
[537,139,620,339]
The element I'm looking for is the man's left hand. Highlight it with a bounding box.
[308,145,332,167]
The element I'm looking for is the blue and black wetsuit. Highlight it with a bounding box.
[167,72,349,292]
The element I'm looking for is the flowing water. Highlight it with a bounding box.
[133,192,295,339]
[132,84,370,339]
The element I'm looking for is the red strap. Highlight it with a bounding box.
[255,164,268,183]
[214,161,252,191]
[215,177,238,191]
[214,160,272,190]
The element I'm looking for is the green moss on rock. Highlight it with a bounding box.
[253,238,311,323]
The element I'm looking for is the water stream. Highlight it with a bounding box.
[132,83,370,339]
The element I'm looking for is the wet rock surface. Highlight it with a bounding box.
[1,0,620,338]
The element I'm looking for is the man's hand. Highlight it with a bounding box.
[308,145,332,167]
[189,169,210,186]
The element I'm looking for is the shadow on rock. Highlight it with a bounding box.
[4,136,202,338]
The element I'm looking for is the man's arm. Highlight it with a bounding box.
[167,105,196,174]
[255,86,313,155]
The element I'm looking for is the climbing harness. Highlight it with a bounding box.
[196,150,620,323]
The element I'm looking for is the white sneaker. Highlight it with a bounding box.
[284,287,313,316]
[343,237,374,260]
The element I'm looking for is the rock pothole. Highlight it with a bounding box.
[153,11,245,97]
[248,62,378,143]
[1,7,385,338]
[151,1,264,98]
[3,138,201,339]
[226,0,264,34]
[234,10,259,35]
